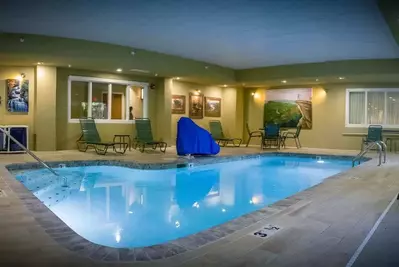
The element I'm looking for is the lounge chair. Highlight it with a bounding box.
[281,125,302,148]
[209,120,242,147]
[76,118,128,155]
[134,118,167,153]
[245,122,263,147]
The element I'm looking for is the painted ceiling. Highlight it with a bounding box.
[0,0,398,69]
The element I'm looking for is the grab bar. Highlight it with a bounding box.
[0,128,68,186]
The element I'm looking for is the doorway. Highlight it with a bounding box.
[102,93,123,119]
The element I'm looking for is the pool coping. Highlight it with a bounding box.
[4,152,370,263]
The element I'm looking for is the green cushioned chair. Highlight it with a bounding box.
[134,118,167,153]
[76,118,128,155]
[209,120,242,147]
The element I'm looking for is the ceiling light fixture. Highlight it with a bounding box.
[68,64,72,68]
[223,84,227,87]
[281,80,287,83]
[155,73,158,76]
[116,68,122,72]
[205,66,209,69]
[176,77,180,80]
[338,77,345,80]
[37,62,44,65]
[130,51,136,56]
[315,79,319,82]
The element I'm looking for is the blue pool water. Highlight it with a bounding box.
[15,156,352,248]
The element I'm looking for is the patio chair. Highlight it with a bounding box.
[245,122,263,147]
[362,125,383,151]
[134,118,167,153]
[209,120,242,147]
[76,118,128,155]
[281,125,302,149]
[262,123,281,149]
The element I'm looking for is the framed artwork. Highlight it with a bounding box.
[264,88,312,129]
[205,97,221,117]
[189,93,204,119]
[171,95,186,114]
[6,79,29,113]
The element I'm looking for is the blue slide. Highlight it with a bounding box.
[176,117,220,156]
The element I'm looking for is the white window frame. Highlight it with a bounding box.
[68,76,149,124]
[345,88,399,128]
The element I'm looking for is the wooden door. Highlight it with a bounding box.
[103,93,123,119]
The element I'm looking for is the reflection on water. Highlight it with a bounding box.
[16,156,351,248]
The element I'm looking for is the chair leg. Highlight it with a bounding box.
[296,137,302,148]
[246,135,252,147]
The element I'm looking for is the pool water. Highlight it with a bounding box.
[15,156,352,248]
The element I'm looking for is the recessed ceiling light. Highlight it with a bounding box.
[130,51,136,56]
[281,80,287,83]
[338,77,345,80]
[205,66,209,69]
[116,68,122,72]
[223,84,227,87]
[37,62,43,65]
[68,64,71,68]
[155,73,158,76]
[176,77,180,80]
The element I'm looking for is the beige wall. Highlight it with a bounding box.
[56,68,161,150]
[170,81,243,143]
[0,66,35,149]
[245,84,399,150]
[35,66,57,151]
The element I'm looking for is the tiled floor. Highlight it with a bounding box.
[0,147,398,267]
[352,200,399,267]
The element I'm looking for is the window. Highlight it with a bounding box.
[68,76,148,123]
[346,88,399,127]
[70,81,89,119]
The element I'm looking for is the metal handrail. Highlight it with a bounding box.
[0,128,68,186]
[352,140,387,167]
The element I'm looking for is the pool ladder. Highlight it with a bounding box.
[352,141,387,167]
[0,128,68,187]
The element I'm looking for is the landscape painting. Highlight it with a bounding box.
[264,88,312,129]
[171,95,186,114]
[6,79,29,113]
[204,97,221,117]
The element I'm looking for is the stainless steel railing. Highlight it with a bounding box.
[0,128,68,186]
[352,140,387,167]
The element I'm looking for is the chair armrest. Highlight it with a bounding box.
[283,132,295,137]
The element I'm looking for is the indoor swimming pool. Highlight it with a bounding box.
[14,155,353,248]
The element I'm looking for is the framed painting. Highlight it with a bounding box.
[189,93,203,119]
[6,79,29,113]
[171,95,186,114]
[205,97,221,117]
[264,88,312,129]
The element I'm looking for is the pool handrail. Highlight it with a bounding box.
[352,140,386,167]
[0,128,66,184]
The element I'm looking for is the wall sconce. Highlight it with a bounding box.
[21,73,26,79]
[194,89,201,95]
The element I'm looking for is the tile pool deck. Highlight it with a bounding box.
[0,147,398,266]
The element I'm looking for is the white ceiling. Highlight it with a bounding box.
[0,0,398,69]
